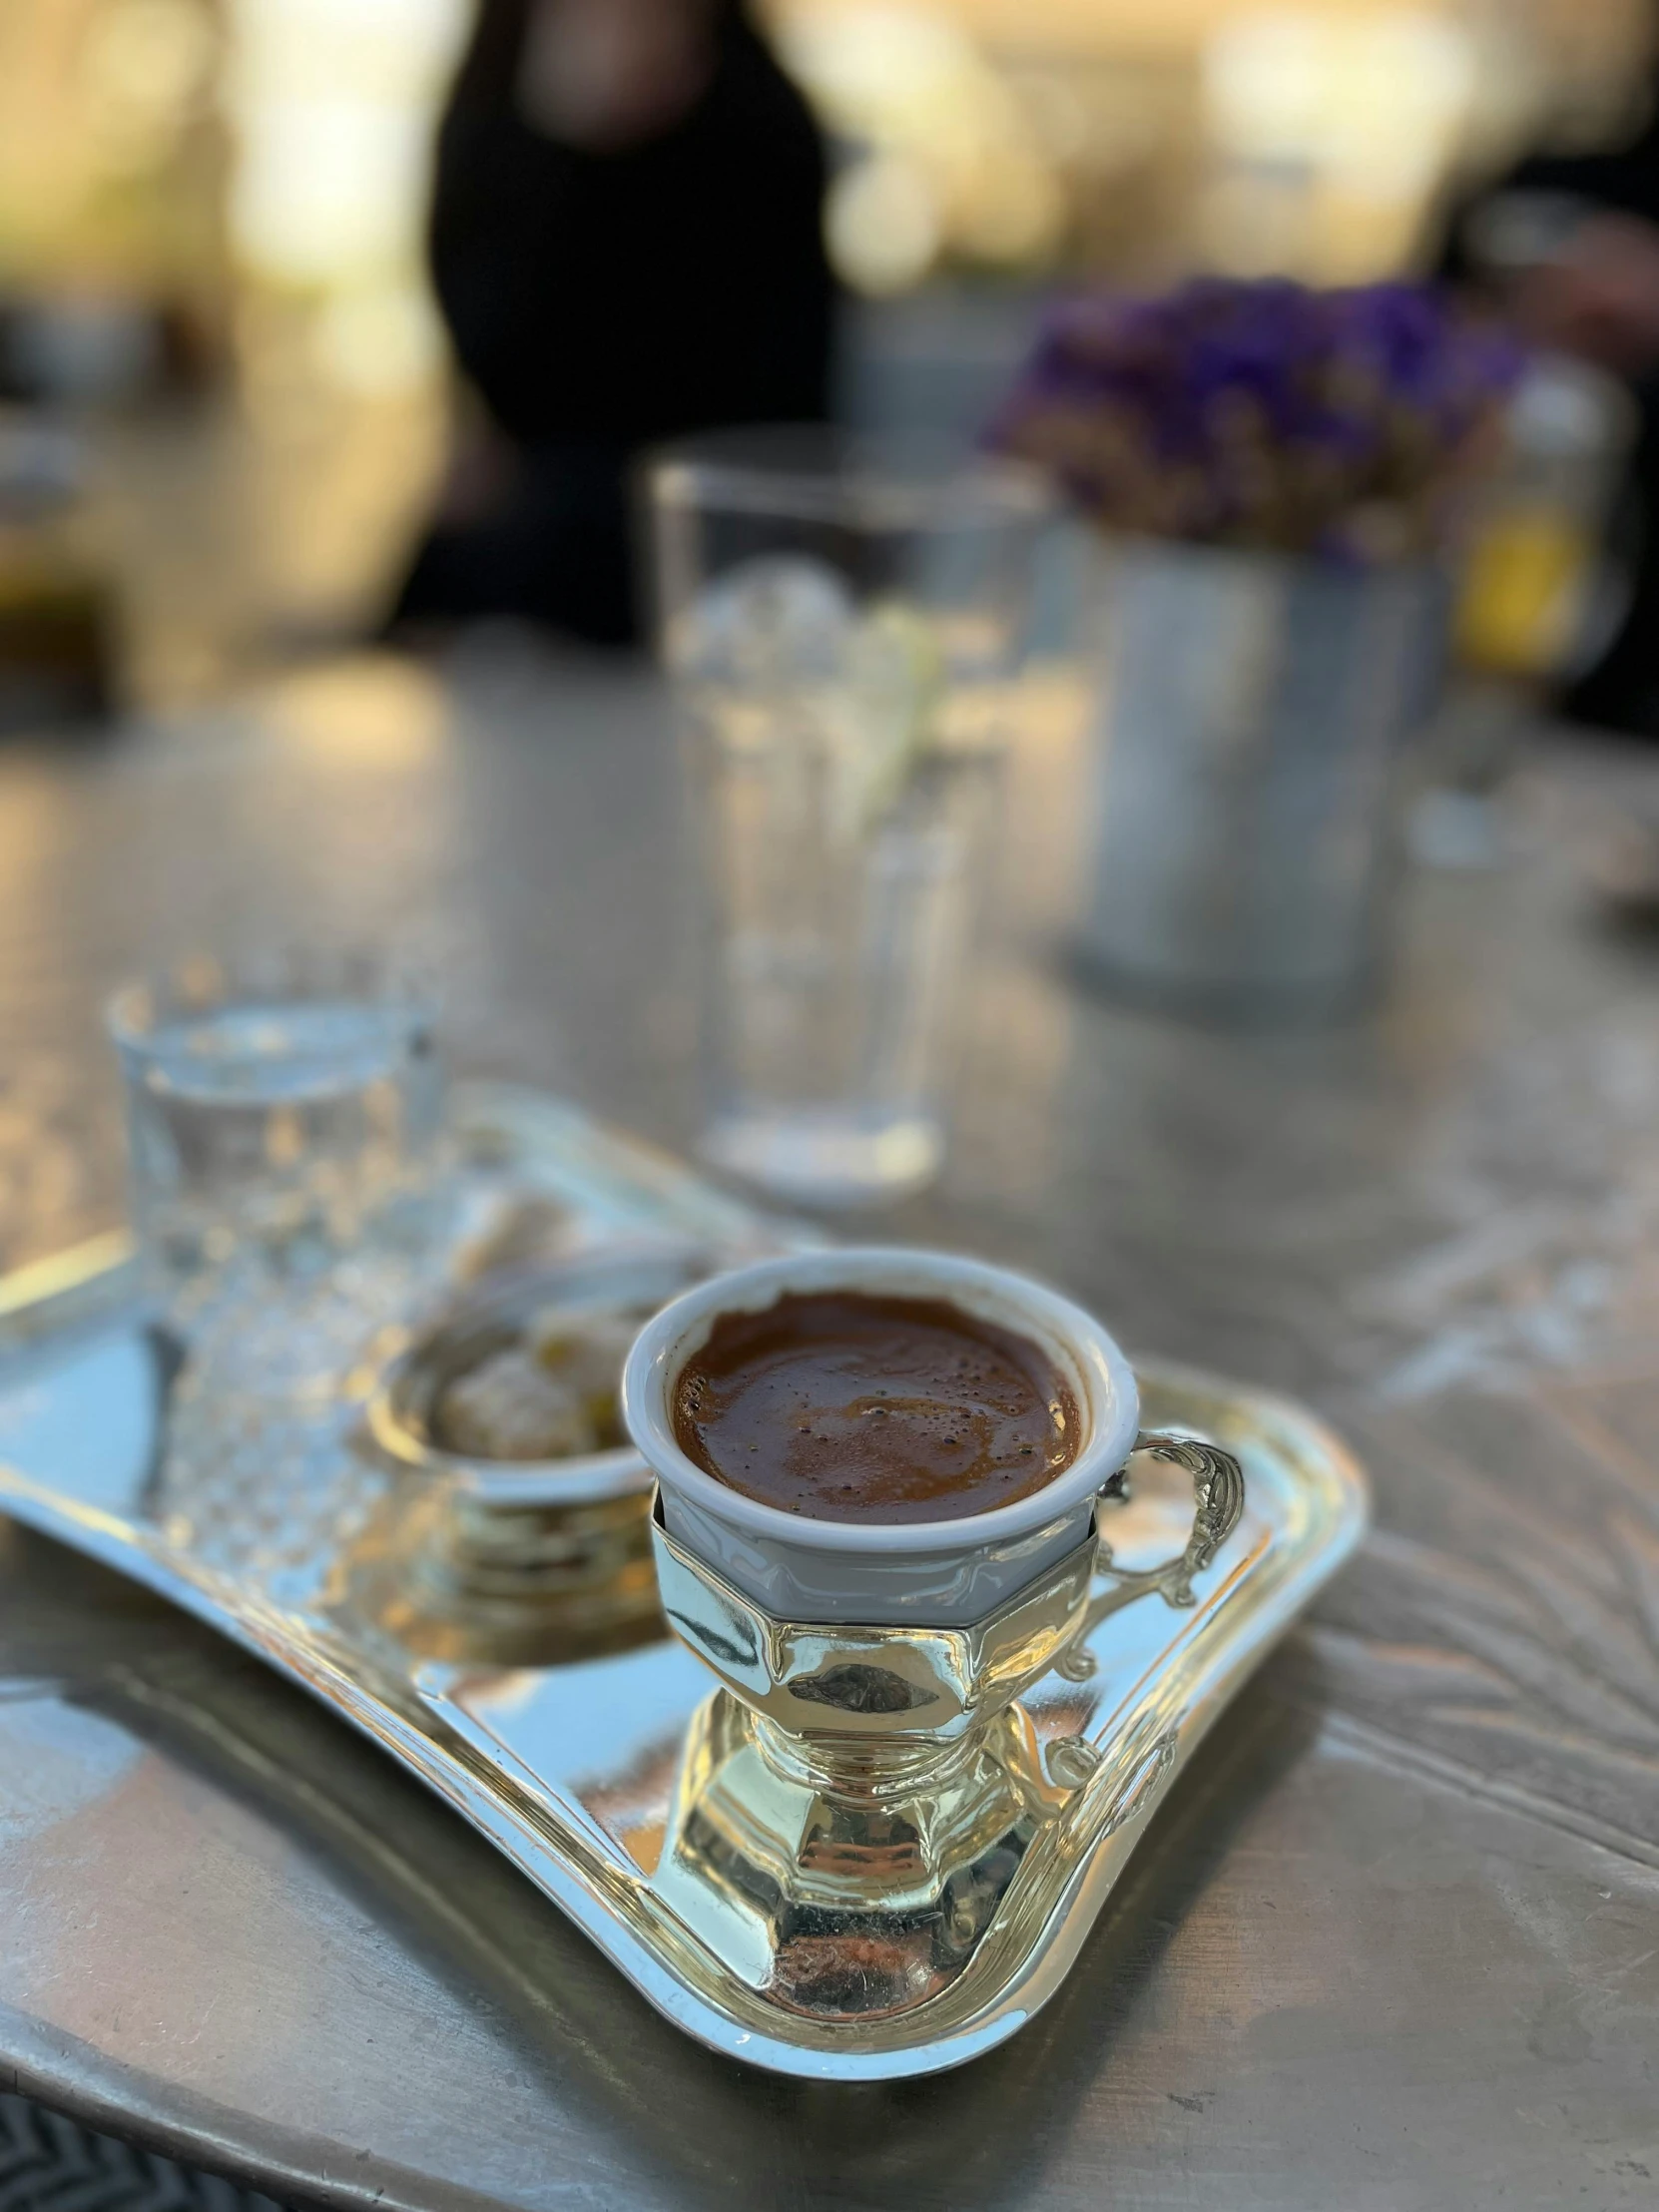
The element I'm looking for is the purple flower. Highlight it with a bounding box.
[987,278,1525,559]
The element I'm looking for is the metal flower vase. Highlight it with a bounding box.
[1077,541,1445,1019]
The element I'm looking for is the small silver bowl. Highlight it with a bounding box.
[366,1247,716,1648]
[370,1247,714,1506]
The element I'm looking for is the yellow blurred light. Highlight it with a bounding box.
[952,152,1065,264]
[83,0,217,126]
[224,0,467,105]
[1205,9,1472,202]
[1200,7,1474,278]
[777,6,977,141]
[313,282,446,394]
[780,2,1066,279]
[224,0,468,286]
[262,656,450,768]
[1014,75,1093,165]
[827,151,942,292]
[1456,510,1592,676]
[231,97,436,282]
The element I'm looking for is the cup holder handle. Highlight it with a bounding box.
[1099,1429,1246,1610]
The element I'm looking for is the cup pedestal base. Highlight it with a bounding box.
[653,1689,1071,2020]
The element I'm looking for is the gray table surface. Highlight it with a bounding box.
[4,651,1659,2211]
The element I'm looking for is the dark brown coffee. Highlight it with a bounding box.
[671,1290,1079,1524]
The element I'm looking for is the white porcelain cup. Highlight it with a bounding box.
[621,1246,1140,1626]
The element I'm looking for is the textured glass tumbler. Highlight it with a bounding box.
[650,430,1045,1207]
[108,951,444,1331]
[108,953,447,1573]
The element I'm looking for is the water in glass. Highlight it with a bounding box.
[652,437,1043,1208]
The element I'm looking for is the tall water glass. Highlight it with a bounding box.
[650,431,1045,1207]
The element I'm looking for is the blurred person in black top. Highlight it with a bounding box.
[1448,77,1659,733]
[388,0,833,647]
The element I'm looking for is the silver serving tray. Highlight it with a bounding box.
[0,1089,1367,2079]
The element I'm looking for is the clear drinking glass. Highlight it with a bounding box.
[109,950,444,1323]
[108,952,446,1575]
[650,429,1045,1207]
